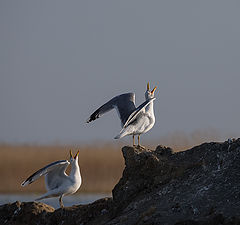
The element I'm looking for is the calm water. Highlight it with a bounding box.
[0,193,111,209]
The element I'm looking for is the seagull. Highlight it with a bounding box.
[87,82,157,147]
[21,150,81,208]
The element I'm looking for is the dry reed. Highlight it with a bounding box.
[0,130,226,194]
[0,144,124,194]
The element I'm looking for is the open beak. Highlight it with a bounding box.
[151,86,157,94]
[70,150,73,158]
[147,82,150,91]
[74,150,79,159]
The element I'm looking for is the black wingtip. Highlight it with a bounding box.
[86,116,94,123]
[21,180,30,187]
[86,111,100,124]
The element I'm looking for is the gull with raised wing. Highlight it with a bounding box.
[21,150,81,208]
[87,82,157,148]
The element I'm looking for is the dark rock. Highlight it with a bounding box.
[155,145,173,157]
[0,201,54,225]
[1,139,240,225]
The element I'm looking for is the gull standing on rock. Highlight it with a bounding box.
[21,150,81,208]
[87,82,157,148]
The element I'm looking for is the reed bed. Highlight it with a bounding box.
[0,144,124,194]
[0,130,225,194]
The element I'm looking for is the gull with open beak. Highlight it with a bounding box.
[87,82,157,148]
[21,150,81,208]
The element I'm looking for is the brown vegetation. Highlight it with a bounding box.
[0,129,228,194]
[0,144,124,194]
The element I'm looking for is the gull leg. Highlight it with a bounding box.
[137,135,145,149]
[133,135,136,147]
[59,195,64,208]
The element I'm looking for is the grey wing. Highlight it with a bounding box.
[86,93,136,126]
[45,162,70,190]
[123,98,156,128]
[21,160,69,187]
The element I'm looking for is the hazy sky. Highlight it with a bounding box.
[1,1,240,144]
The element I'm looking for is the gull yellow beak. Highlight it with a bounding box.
[70,150,73,158]
[151,86,157,94]
[74,150,80,159]
[147,82,150,91]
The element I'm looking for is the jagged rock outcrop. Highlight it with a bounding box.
[1,139,240,225]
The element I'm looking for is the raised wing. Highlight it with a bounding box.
[87,93,136,126]
[123,97,156,128]
[21,160,69,187]
[45,162,70,190]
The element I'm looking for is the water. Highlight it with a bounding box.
[0,193,111,209]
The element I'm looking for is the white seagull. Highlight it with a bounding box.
[87,82,157,147]
[21,150,81,208]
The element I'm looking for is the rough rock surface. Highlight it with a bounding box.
[1,139,240,225]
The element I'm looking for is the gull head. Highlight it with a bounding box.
[145,82,157,100]
[69,150,80,164]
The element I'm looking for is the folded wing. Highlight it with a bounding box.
[87,93,136,126]
[123,97,156,128]
[21,160,70,187]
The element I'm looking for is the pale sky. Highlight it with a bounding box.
[1,1,240,144]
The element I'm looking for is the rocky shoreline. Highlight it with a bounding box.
[1,139,240,225]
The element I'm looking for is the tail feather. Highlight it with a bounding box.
[36,191,59,201]
[114,127,132,139]
[114,133,125,139]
